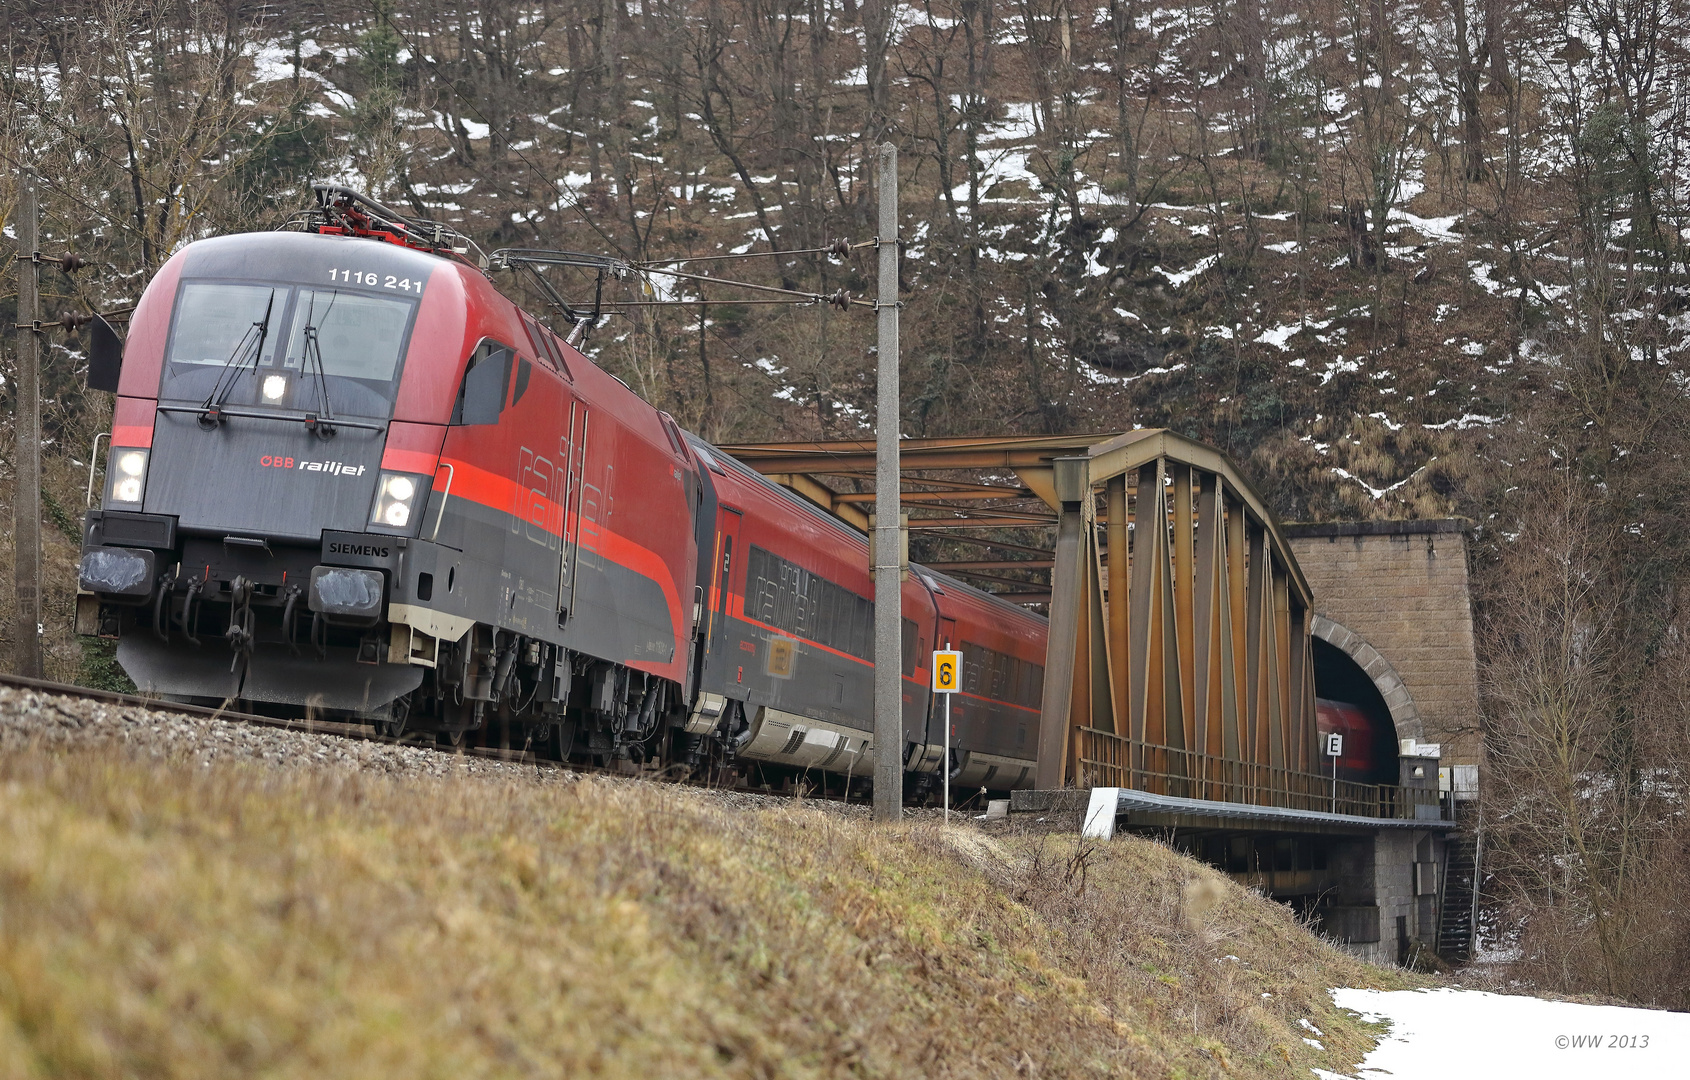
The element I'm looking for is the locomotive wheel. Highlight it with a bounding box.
[379,698,412,740]
[440,727,466,748]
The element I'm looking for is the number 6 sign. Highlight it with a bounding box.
[932,650,962,693]
[931,648,963,825]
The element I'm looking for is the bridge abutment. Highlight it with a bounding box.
[1011,788,1455,966]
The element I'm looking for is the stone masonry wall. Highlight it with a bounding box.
[1286,521,1482,767]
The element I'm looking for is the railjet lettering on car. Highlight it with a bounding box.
[258,455,368,475]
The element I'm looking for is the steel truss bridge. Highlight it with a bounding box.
[719,430,1439,820]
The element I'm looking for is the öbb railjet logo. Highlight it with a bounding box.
[259,455,368,476]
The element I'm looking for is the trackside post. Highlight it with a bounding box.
[872,144,903,823]
[12,167,42,678]
[933,647,961,824]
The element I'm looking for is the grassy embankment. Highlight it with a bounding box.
[0,745,1416,1078]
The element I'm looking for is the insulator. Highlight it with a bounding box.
[59,311,93,331]
[58,253,87,273]
[828,289,851,310]
[828,238,852,258]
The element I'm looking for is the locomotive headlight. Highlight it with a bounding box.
[262,374,288,401]
[369,470,426,533]
[106,447,149,507]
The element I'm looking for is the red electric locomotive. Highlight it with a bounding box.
[75,185,1046,795]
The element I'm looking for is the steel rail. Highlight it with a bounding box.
[0,670,555,769]
[0,671,878,804]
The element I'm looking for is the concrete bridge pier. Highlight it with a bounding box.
[1011,787,1459,965]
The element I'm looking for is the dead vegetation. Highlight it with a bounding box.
[0,740,1412,1078]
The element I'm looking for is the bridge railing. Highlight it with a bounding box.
[1075,727,1445,820]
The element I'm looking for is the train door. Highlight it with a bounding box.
[556,400,591,624]
[937,615,961,740]
[692,505,743,695]
[708,507,742,648]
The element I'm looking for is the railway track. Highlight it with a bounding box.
[0,670,574,773]
[0,671,896,809]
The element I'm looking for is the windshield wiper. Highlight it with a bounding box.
[199,290,276,426]
[299,290,339,438]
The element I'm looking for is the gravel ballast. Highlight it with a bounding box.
[0,682,1000,825]
[0,684,577,784]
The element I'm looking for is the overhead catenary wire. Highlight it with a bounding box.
[600,297,846,308]
[637,263,870,307]
[634,238,871,266]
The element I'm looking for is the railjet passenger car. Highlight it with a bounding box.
[75,186,1046,795]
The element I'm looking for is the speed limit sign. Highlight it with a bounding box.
[932,649,962,693]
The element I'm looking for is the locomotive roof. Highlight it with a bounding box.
[178,230,448,282]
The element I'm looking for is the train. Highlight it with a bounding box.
[1314,697,1395,785]
[73,185,1047,798]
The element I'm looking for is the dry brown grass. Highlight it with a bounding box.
[0,744,1414,1078]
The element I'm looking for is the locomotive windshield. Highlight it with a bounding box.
[278,288,412,382]
[160,279,418,418]
[167,283,283,368]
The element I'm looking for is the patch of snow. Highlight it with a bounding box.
[730,228,769,255]
[248,39,325,84]
[1086,362,1187,386]
[1392,209,1461,243]
[1470,262,1504,295]
[1260,317,1334,351]
[1319,356,1360,385]
[1155,254,1218,288]
[1324,986,1690,1080]
[1423,414,1501,431]
[1264,241,1302,254]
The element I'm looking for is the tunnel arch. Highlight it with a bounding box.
[1309,614,1423,745]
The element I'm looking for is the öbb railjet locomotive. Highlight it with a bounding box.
[75,188,1047,796]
